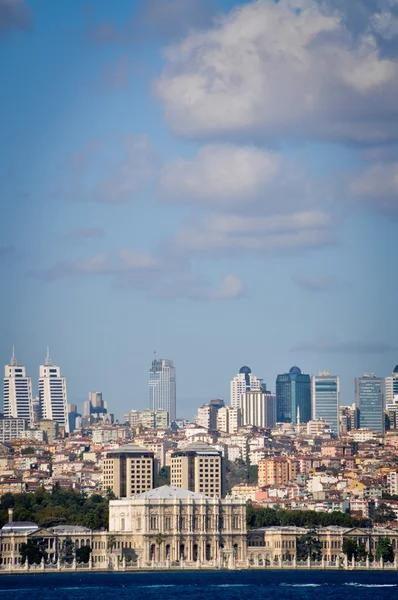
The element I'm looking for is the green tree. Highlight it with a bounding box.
[296,531,322,561]
[342,538,359,561]
[20,539,48,565]
[376,537,394,563]
[156,466,171,487]
[21,447,35,455]
[248,465,258,484]
[107,535,116,553]
[60,536,75,564]
[76,545,92,563]
[374,503,396,524]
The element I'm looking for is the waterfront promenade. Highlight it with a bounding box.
[1,554,398,574]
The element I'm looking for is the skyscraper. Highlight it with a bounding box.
[230,366,262,409]
[149,358,176,422]
[3,349,33,424]
[276,366,311,424]
[38,350,69,434]
[385,365,398,406]
[311,371,340,434]
[355,373,384,434]
[83,391,107,425]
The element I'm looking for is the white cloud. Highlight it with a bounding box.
[210,273,244,299]
[156,0,398,143]
[159,144,280,205]
[171,210,336,256]
[31,248,242,301]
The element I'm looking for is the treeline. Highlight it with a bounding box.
[0,485,111,530]
[246,504,370,529]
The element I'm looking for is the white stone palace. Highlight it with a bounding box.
[109,485,247,566]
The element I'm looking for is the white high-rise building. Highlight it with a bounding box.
[241,391,276,428]
[385,365,398,407]
[3,349,33,424]
[38,350,69,433]
[311,371,340,434]
[230,366,262,409]
[149,358,176,422]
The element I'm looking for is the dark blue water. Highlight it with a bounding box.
[1,570,398,600]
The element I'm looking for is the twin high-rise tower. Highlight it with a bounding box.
[3,348,33,424]
[3,349,69,433]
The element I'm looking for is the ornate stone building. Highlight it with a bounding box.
[109,485,247,565]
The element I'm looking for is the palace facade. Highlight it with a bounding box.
[109,485,247,565]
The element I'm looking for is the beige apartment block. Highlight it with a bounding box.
[171,441,225,498]
[102,444,156,498]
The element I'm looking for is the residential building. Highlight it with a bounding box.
[230,366,262,409]
[124,409,140,426]
[311,371,339,434]
[276,366,311,424]
[102,444,156,498]
[258,457,299,487]
[387,471,398,496]
[0,418,27,443]
[38,351,69,433]
[355,373,384,434]
[217,406,242,433]
[139,409,170,429]
[38,419,59,443]
[149,358,176,422]
[241,390,276,428]
[195,404,218,430]
[170,441,225,498]
[3,350,33,425]
[339,404,359,435]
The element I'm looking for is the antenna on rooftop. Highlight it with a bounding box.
[10,346,17,366]
[45,346,52,366]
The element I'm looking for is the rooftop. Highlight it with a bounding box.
[104,444,153,455]
[134,485,208,500]
[51,525,91,533]
[1,521,38,532]
[175,441,220,454]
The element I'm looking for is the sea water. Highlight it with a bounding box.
[1,570,398,600]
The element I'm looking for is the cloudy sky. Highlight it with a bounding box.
[1,0,397,419]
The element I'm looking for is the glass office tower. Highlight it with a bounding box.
[355,373,384,434]
[276,366,311,424]
[149,358,176,422]
[311,371,340,434]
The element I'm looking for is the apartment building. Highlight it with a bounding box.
[258,457,299,487]
[170,441,225,498]
[102,444,156,498]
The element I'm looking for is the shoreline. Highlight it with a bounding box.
[1,566,396,576]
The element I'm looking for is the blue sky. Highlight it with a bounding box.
[1,0,397,419]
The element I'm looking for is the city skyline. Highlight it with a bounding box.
[1,0,397,422]
[2,348,397,422]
